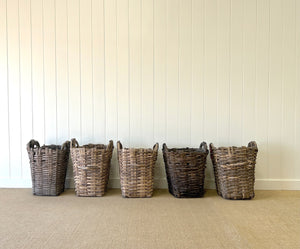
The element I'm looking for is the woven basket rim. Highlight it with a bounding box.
[70,138,113,151]
[118,147,156,152]
[163,147,207,153]
[30,144,62,150]
[117,141,159,152]
[163,142,208,154]
[27,139,70,152]
[210,141,257,150]
[71,144,108,149]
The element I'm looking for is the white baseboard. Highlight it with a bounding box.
[1,178,300,190]
[0,178,32,188]
[254,179,300,190]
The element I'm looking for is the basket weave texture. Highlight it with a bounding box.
[27,139,70,196]
[70,139,114,197]
[162,142,208,198]
[117,141,159,198]
[210,141,258,200]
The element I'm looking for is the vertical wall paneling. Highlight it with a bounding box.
[166,0,179,147]
[242,0,256,144]
[92,0,106,143]
[255,0,270,180]
[154,0,167,179]
[178,0,192,147]
[204,0,217,145]
[43,0,57,144]
[216,0,230,146]
[56,0,69,144]
[7,0,22,178]
[19,0,32,178]
[268,0,283,179]
[154,0,167,144]
[31,0,45,142]
[67,0,81,140]
[104,0,118,178]
[296,0,300,179]
[191,0,204,147]
[0,0,10,178]
[115,0,129,181]
[80,0,93,144]
[116,0,129,145]
[129,0,142,146]
[141,0,154,147]
[1,0,300,189]
[229,0,243,146]
[104,0,117,142]
[282,0,296,179]
[204,0,217,180]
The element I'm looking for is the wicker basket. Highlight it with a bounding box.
[162,142,208,198]
[27,139,70,196]
[210,141,258,200]
[117,141,159,198]
[70,139,114,197]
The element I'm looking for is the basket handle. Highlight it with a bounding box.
[209,143,214,149]
[248,141,258,150]
[62,140,70,151]
[117,141,122,151]
[26,139,40,151]
[162,143,167,151]
[107,140,114,151]
[153,143,159,153]
[200,142,208,152]
[71,138,79,148]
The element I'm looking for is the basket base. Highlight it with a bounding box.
[218,192,255,200]
[121,193,153,198]
[169,189,205,198]
[33,191,64,196]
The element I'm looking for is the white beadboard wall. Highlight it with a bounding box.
[0,0,300,190]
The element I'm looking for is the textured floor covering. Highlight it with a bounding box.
[0,189,299,249]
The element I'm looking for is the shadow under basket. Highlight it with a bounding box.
[162,142,209,198]
[210,141,258,200]
[117,141,159,198]
[27,139,70,196]
[70,139,114,197]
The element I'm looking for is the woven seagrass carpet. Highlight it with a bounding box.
[0,189,299,249]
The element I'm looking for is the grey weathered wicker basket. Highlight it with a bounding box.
[27,139,70,196]
[70,139,114,197]
[117,141,159,198]
[210,141,258,200]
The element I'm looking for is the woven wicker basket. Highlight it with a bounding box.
[162,142,208,198]
[210,141,258,200]
[27,139,70,196]
[117,141,159,198]
[70,139,114,197]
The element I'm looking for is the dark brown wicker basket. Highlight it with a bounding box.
[162,142,209,198]
[117,141,159,198]
[210,141,258,200]
[27,139,70,196]
[70,139,114,197]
